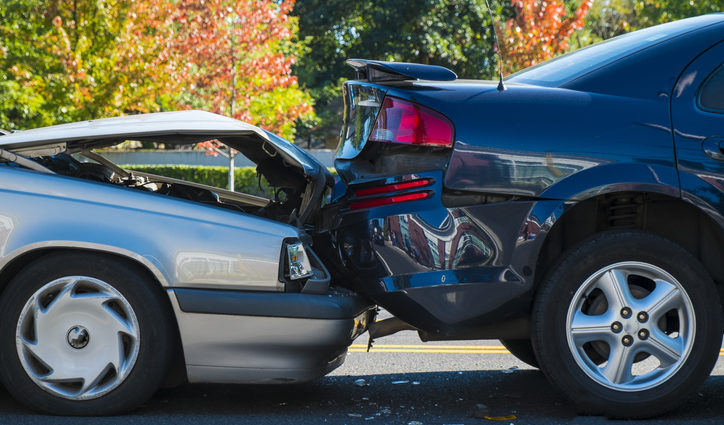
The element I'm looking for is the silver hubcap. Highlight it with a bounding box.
[566,261,695,392]
[16,276,140,400]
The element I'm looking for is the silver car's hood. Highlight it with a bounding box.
[0,110,266,146]
[0,110,326,179]
[0,110,333,224]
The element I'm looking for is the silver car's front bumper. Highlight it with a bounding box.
[166,288,373,384]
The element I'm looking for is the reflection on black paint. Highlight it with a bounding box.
[373,209,498,275]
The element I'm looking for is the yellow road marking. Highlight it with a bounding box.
[350,344,506,349]
[345,345,724,355]
[349,344,509,354]
[349,349,511,354]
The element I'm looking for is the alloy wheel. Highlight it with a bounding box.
[565,261,695,392]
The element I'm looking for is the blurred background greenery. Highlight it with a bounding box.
[1,0,721,149]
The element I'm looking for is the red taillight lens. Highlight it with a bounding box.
[369,97,454,147]
[353,178,432,197]
[349,178,434,210]
[349,191,430,210]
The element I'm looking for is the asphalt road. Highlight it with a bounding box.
[2,324,724,425]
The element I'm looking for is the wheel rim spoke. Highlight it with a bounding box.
[41,277,78,313]
[639,280,681,320]
[570,310,614,345]
[645,328,684,367]
[601,344,634,384]
[593,269,633,312]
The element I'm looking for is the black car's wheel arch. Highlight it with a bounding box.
[0,248,187,388]
[533,190,724,325]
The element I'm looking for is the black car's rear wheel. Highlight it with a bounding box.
[0,252,173,415]
[499,339,538,368]
[532,231,722,418]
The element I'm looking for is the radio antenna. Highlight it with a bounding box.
[484,0,506,91]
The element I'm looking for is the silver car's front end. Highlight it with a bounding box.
[0,165,372,384]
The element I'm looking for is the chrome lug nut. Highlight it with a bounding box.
[637,311,648,323]
[611,321,623,333]
[638,329,649,340]
[620,307,632,318]
[622,335,634,346]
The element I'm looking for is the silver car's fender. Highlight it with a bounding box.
[0,167,298,292]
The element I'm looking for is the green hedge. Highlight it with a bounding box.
[121,165,272,197]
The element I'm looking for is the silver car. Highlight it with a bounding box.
[0,110,373,415]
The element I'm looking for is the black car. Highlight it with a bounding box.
[318,14,724,418]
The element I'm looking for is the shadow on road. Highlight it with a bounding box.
[0,371,722,424]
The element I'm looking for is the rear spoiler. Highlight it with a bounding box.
[346,59,457,83]
[0,129,10,135]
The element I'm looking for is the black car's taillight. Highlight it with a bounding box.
[368,96,454,148]
[336,83,386,159]
[353,178,432,197]
[349,178,433,210]
[349,191,431,210]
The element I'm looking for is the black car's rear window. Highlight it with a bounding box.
[507,18,706,87]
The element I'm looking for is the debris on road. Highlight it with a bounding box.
[469,403,490,418]
[483,414,517,421]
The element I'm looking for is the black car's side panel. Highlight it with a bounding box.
[434,85,679,198]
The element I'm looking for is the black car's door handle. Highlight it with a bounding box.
[702,138,724,161]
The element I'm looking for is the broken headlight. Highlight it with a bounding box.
[286,241,314,280]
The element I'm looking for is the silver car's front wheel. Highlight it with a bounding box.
[16,276,140,400]
[0,253,173,416]
[533,231,722,418]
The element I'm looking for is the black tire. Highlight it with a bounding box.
[500,339,538,368]
[0,252,174,415]
[532,230,722,418]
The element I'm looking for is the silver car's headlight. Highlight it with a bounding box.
[286,241,314,280]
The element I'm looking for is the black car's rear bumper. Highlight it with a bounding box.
[322,172,567,338]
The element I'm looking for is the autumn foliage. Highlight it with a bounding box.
[500,0,592,74]
[0,0,312,140]
[167,0,312,137]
